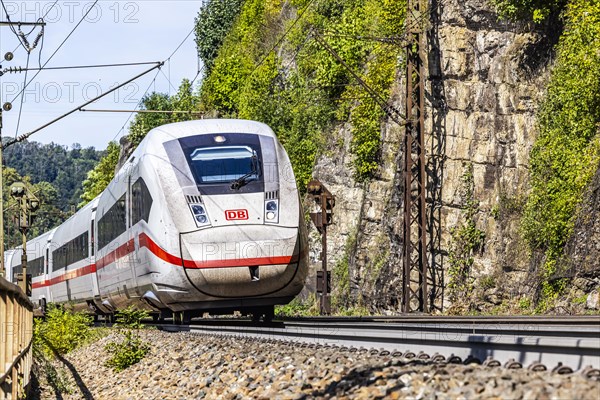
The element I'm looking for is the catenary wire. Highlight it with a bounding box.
[9,0,59,56]
[14,51,30,138]
[0,0,31,50]
[112,26,198,142]
[4,62,164,148]
[8,0,100,105]
[3,61,163,73]
[249,0,316,77]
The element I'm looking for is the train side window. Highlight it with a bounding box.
[131,178,153,225]
[45,248,49,274]
[90,221,95,256]
[27,256,44,277]
[98,194,127,250]
[53,231,89,270]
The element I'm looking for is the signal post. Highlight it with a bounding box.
[307,179,335,315]
[10,182,39,295]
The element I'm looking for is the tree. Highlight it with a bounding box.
[194,0,245,73]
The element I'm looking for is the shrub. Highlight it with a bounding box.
[104,330,150,372]
[33,305,94,358]
[104,306,151,372]
[114,306,150,329]
[521,0,600,302]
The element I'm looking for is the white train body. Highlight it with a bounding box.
[6,120,308,317]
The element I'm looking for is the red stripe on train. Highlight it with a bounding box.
[31,232,299,289]
[138,232,297,269]
[32,263,97,289]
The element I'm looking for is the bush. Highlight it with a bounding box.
[114,306,150,329]
[492,0,566,22]
[104,330,150,372]
[33,305,94,358]
[275,296,319,317]
[104,306,151,372]
[521,0,600,302]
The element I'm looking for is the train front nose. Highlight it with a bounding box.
[179,226,303,298]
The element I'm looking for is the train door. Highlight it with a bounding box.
[129,166,153,292]
[49,242,68,303]
[127,174,138,295]
[90,217,101,299]
[43,247,50,303]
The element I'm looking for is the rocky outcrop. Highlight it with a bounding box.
[310,0,557,312]
[565,162,600,279]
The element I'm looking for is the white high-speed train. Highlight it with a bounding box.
[5,119,309,322]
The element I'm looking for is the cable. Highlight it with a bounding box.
[160,67,177,93]
[10,0,58,56]
[14,51,30,138]
[112,26,199,142]
[167,26,195,60]
[3,61,163,73]
[3,62,164,149]
[0,0,29,50]
[9,0,100,105]
[249,0,316,76]
[111,68,162,142]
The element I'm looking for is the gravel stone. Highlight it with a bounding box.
[31,329,600,399]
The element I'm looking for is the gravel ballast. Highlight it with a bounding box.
[32,329,600,399]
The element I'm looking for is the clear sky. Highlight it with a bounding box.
[0,0,203,150]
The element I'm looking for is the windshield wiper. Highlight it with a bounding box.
[230,171,255,190]
[230,156,258,190]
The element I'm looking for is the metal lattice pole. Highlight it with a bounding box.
[402,0,429,313]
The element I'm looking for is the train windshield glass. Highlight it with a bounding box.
[188,146,260,184]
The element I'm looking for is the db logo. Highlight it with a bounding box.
[225,209,249,221]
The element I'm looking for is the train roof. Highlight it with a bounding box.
[144,119,277,145]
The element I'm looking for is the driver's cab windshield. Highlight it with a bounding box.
[189,146,259,184]
[174,132,265,194]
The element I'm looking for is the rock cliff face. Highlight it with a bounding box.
[310,0,559,312]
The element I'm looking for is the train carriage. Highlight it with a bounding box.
[5,119,309,322]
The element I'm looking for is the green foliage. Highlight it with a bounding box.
[33,305,94,358]
[79,80,198,205]
[104,330,150,372]
[195,0,245,73]
[480,275,496,290]
[34,355,73,395]
[199,0,406,186]
[275,295,319,317]
[114,306,150,329]
[492,0,567,22]
[1,168,68,249]
[447,163,485,308]
[519,297,532,310]
[79,141,120,206]
[332,228,358,310]
[522,0,600,300]
[3,139,102,210]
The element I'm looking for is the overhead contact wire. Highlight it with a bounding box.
[113,26,197,142]
[14,51,30,138]
[9,0,100,105]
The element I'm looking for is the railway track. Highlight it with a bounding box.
[155,315,600,376]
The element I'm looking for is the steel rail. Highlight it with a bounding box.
[157,316,600,374]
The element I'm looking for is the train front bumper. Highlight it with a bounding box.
[179,225,304,298]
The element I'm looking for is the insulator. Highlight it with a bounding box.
[31,29,44,50]
[528,362,547,372]
[504,359,523,369]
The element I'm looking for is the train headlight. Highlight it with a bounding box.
[265,200,279,223]
[192,205,205,215]
[190,203,210,227]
